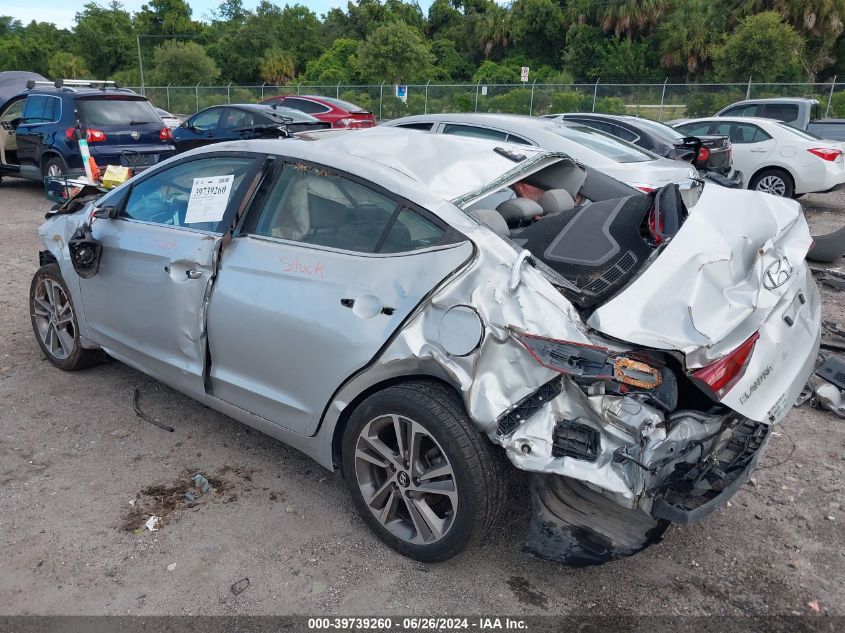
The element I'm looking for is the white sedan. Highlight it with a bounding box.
[672,116,845,197]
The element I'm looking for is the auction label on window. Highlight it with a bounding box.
[185,175,235,224]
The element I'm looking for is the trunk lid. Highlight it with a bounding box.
[585,185,819,422]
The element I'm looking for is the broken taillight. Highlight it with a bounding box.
[515,333,614,379]
[808,148,842,162]
[691,332,760,400]
[160,127,173,141]
[697,146,710,162]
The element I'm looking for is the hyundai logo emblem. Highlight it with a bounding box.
[763,256,793,290]
[130,131,140,140]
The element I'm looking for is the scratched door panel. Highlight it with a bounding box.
[206,235,473,436]
[81,219,221,394]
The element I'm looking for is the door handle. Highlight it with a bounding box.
[340,298,355,308]
[185,268,202,279]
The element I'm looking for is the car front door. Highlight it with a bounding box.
[0,97,25,169]
[173,108,223,152]
[80,152,263,393]
[206,161,474,435]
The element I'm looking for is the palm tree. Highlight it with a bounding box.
[657,0,724,75]
[259,48,296,85]
[598,0,668,41]
[477,3,511,58]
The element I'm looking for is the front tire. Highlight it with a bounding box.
[749,168,794,198]
[30,264,103,370]
[341,381,506,562]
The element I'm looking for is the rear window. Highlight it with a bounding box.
[776,122,823,140]
[630,117,684,142]
[807,122,845,141]
[552,124,654,163]
[761,103,800,123]
[77,98,160,126]
[319,96,368,113]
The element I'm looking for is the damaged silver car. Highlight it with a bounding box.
[30,128,820,565]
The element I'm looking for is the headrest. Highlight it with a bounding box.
[473,209,509,238]
[496,198,543,226]
[538,189,576,215]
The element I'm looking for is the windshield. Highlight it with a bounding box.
[629,117,685,142]
[78,98,160,126]
[776,121,824,141]
[552,124,654,163]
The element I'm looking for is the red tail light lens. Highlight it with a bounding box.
[808,147,842,161]
[86,129,107,142]
[65,127,77,140]
[515,332,614,379]
[691,332,759,399]
[159,127,173,141]
[697,146,710,162]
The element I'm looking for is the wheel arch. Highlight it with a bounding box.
[747,164,796,191]
[329,373,466,469]
[39,150,66,174]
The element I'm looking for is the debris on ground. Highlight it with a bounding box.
[192,473,211,493]
[166,562,176,572]
[144,516,162,532]
[811,266,845,290]
[794,352,845,417]
[132,387,175,432]
[230,577,250,596]
[807,599,821,613]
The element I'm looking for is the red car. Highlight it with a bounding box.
[260,94,376,129]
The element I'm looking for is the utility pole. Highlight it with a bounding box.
[136,34,145,95]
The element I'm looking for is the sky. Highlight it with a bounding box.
[0,0,435,29]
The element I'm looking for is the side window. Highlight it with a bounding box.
[675,122,714,136]
[608,124,638,142]
[749,125,772,142]
[505,133,532,145]
[724,123,770,144]
[284,98,330,115]
[380,208,447,253]
[721,104,758,117]
[22,96,47,124]
[189,108,222,131]
[760,103,799,123]
[221,108,254,129]
[442,124,508,141]
[0,99,25,124]
[395,122,434,131]
[573,119,616,135]
[122,156,255,232]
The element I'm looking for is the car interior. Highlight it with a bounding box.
[0,98,24,166]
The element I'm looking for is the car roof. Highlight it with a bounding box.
[722,97,819,106]
[187,127,562,207]
[207,103,320,122]
[677,116,781,126]
[22,87,144,99]
[389,112,571,133]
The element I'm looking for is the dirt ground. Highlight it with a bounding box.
[0,179,843,617]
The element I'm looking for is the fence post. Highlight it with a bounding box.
[195,83,200,112]
[474,81,480,112]
[261,81,266,100]
[336,82,340,98]
[657,77,668,122]
[746,76,752,100]
[529,79,537,115]
[826,76,837,117]
[424,79,430,114]
[379,82,384,121]
[592,77,600,112]
[166,84,171,111]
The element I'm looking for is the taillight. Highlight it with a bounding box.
[808,147,842,161]
[691,332,760,399]
[647,204,665,245]
[65,127,77,140]
[515,332,614,379]
[86,129,106,142]
[697,146,710,162]
[334,118,353,128]
[159,127,173,141]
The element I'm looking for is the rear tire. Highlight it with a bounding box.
[30,264,104,370]
[341,380,506,562]
[749,168,794,198]
[42,155,68,179]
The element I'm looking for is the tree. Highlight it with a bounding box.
[712,11,806,81]
[303,38,360,83]
[477,3,511,58]
[472,60,519,83]
[355,21,433,83]
[562,23,605,80]
[508,0,566,66]
[150,40,220,85]
[431,39,474,80]
[597,0,668,42]
[597,37,661,80]
[48,52,90,79]
[259,48,296,85]
[73,2,135,78]
[657,0,724,75]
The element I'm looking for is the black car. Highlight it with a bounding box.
[172,104,331,153]
[545,113,734,176]
[0,78,175,183]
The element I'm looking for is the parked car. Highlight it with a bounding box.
[382,113,699,194]
[172,104,330,153]
[672,116,845,197]
[544,112,734,177]
[31,128,819,565]
[260,94,376,129]
[155,107,183,129]
[0,79,175,183]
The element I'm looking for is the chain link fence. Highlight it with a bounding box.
[130,78,844,122]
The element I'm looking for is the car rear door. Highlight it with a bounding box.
[80,152,264,393]
[713,122,776,184]
[206,160,473,436]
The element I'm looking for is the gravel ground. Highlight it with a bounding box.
[0,179,844,617]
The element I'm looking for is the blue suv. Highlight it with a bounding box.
[0,79,176,184]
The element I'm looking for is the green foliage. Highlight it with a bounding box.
[73,2,135,78]
[150,41,220,85]
[563,23,604,80]
[597,37,661,81]
[356,21,433,83]
[594,96,626,113]
[713,11,806,81]
[683,89,745,117]
[828,91,845,118]
[472,60,519,83]
[260,49,296,85]
[508,0,566,66]
[48,52,90,79]
[657,0,724,75]
[550,91,592,113]
[303,39,359,83]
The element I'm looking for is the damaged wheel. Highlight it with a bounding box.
[524,475,669,566]
[30,264,103,370]
[341,381,505,562]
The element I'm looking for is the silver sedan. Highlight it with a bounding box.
[31,128,820,565]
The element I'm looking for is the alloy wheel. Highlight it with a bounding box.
[32,278,75,360]
[755,175,787,196]
[47,163,62,178]
[354,414,458,545]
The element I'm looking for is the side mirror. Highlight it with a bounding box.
[92,205,118,220]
